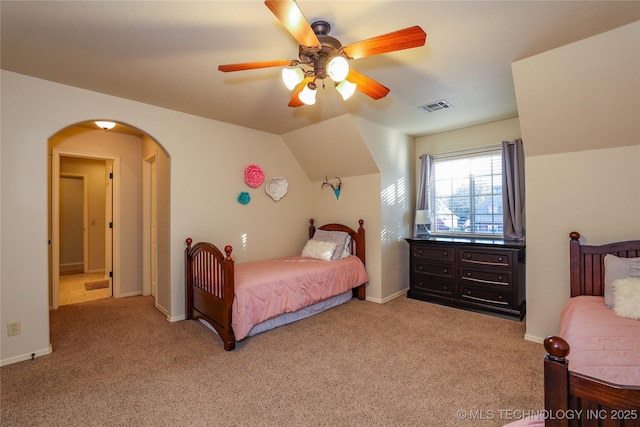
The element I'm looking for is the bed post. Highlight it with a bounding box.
[185,238,194,320]
[543,336,570,427]
[569,232,582,297]
[309,218,315,239]
[222,245,235,351]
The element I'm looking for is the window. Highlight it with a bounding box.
[430,147,503,237]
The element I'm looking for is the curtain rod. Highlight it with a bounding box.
[420,143,501,159]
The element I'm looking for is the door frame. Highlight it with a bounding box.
[142,151,158,302]
[51,149,121,309]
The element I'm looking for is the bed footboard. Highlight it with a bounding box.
[544,337,640,427]
[185,238,235,351]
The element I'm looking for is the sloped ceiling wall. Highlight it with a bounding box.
[281,114,379,181]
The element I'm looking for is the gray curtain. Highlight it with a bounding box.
[502,139,525,241]
[415,154,433,236]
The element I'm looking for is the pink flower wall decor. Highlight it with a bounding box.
[244,165,265,188]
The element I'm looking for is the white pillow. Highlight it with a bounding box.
[301,239,337,261]
[312,230,351,260]
[612,277,640,320]
[604,254,640,308]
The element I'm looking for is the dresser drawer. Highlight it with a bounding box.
[412,276,453,296]
[459,249,512,267]
[412,261,453,278]
[459,267,512,288]
[459,286,512,307]
[412,246,454,263]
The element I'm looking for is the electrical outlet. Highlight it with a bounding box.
[7,321,20,336]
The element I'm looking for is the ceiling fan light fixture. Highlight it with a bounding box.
[95,120,116,130]
[336,80,357,100]
[282,67,305,90]
[327,56,349,82]
[298,82,317,105]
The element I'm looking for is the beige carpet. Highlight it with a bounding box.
[0,295,545,426]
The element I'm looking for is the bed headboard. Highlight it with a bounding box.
[569,231,640,297]
[309,219,365,265]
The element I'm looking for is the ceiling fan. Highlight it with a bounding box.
[218,0,427,107]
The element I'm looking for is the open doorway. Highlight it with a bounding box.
[47,121,171,317]
[51,153,115,308]
[58,172,111,305]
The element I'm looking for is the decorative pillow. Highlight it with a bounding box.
[611,277,640,320]
[301,239,337,261]
[312,230,351,260]
[604,254,640,308]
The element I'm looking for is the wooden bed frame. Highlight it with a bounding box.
[543,232,640,426]
[185,219,366,351]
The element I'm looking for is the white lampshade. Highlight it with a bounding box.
[415,210,432,225]
[282,67,304,90]
[298,83,317,105]
[335,80,357,100]
[327,56,349,82]
[95,121,116,130]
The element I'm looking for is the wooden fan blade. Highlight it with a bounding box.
[265,0,320,48]
[346,69,390,100]
[342,26,426,59]
[288,76,313,107]
[218,60,294,72]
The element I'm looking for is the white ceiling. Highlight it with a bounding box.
[2,1,639,137]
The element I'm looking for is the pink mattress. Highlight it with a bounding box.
[231,255,369,340]
[559,296,640,386]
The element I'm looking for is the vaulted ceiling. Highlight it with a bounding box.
[2,1,639,137]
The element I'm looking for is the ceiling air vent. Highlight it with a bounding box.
[418,100,453,113]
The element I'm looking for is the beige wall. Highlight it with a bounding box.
[0,70,313,364]
[513,21,640,342]
[59,176,84,266]
[414,117,522,156]
[311,174,383,299]
[354,116,414,302]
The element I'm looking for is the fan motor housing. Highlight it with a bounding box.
[299,21,344,80]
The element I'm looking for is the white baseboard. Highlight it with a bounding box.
[118,291,142,298]
[365,288,408,304]
[524,333,545,344]
[167,314,185,322]
[0,344,53,367]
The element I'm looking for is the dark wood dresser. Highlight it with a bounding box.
[405,237,526,320]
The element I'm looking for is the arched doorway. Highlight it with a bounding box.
[48,121,171,315]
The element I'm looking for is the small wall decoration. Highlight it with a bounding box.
[244,164,265,188]
[322,176,342,199]
[265,177,288,201]
[237,191,251,205]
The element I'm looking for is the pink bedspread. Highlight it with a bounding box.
[559,296,640,386]
[232,255,369,340]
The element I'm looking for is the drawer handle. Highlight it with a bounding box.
[467,290,472,295]
[467,272,472,277]
[418,266,423,271]
[466,254,472,259]
[498,257,504,262]
[418,250,423,255]
[498,276,504,281]
[443,269,448,273]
